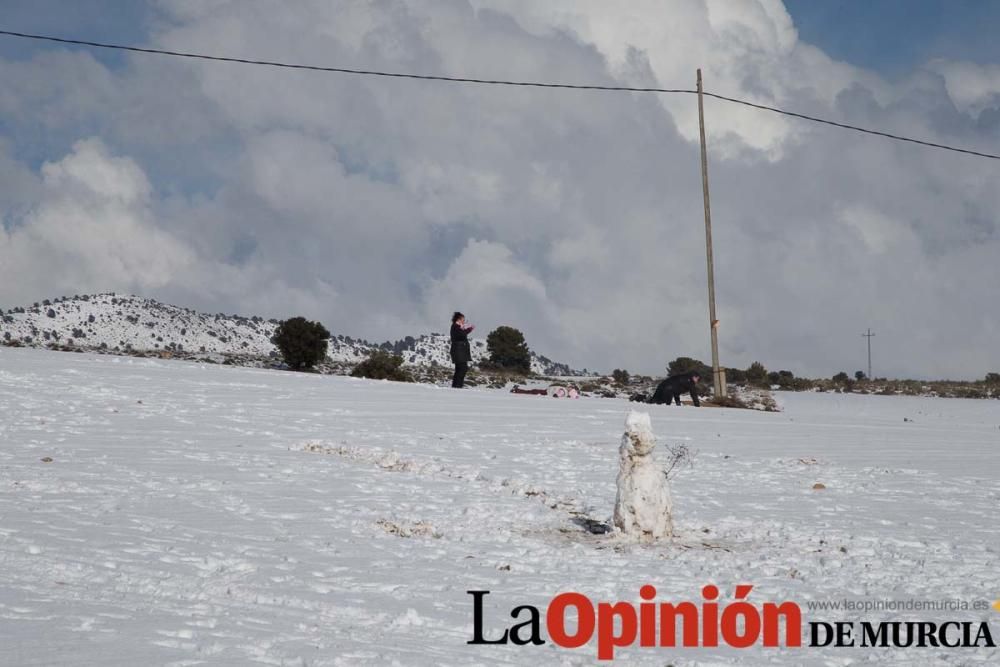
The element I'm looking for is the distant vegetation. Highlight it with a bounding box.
[2,294,996,401]
[608,357,1000,400]
[0,294,583,376]
[351,350,414,382]
[271,317,330,370]
[484,326,532,374]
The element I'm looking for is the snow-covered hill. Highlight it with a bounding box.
[0,293,581,375]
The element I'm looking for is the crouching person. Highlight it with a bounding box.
[649,372,701,406]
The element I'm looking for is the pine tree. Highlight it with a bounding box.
[746,361,768,387]
[486,326,531,373]
[271,317,330,370]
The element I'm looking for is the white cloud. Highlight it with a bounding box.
[0,139,194,301]
[1,1,999,378]
[424,239,550,335]
[839,205,918,255]
[926,60,1000,113]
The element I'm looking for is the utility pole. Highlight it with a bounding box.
[697,69,726,399]
[862,328,875,379]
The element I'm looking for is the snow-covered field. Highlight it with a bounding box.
[1,346,998,665]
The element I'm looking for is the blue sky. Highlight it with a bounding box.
[784,0,1000,78]
[0,0,153,68]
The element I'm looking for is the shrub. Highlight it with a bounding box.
[855,370,867,381]
[726,367,748,384]
[667,356,711,379]
[351,350,414,382]
[271,316,330,370]
[708,394,750,409]
[954,386,987,399]
[985,372,1000,385]
[611,369,630,386]
[832,371,850,383]
[774,370,796,389]
[486,326,531,373]
[746,361,768,387]
[789,377,815,391]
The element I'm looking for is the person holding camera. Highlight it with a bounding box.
[450,312,474,388]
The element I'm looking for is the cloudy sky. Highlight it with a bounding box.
[1,1,998,379]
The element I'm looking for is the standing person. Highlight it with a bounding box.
[450,312,474,388]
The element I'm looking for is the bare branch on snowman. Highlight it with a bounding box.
[662,442,695,481]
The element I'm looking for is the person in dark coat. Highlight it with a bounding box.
[450,312,474,388]
[649,372,701,406]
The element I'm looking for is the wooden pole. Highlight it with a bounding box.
[697,69,726,399]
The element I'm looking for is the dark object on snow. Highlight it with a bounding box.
[511,385,548,396]
[649,372,701,406]
[450,313,474,388]
[572,516,611,535]
[629,392,650,403]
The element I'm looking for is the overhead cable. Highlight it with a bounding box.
[2,28,997,161]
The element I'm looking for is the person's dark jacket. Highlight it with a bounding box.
[649,372,701,406]
[450,323,473,363]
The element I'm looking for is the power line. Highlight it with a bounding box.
[2,28,999,161]
[703,92,1000,161]
[0,29,694,94]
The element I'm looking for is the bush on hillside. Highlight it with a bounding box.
[271,316,330,370]
[351,350,414,382]
[667,356,712,379]
[611,368,631,386]
[486,326,531,373]
[746,361,768,387]
[726,367,748,384]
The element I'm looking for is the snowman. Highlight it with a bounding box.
[613,411,673,541]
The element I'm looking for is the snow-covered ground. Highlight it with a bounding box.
[1,346,998,665]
